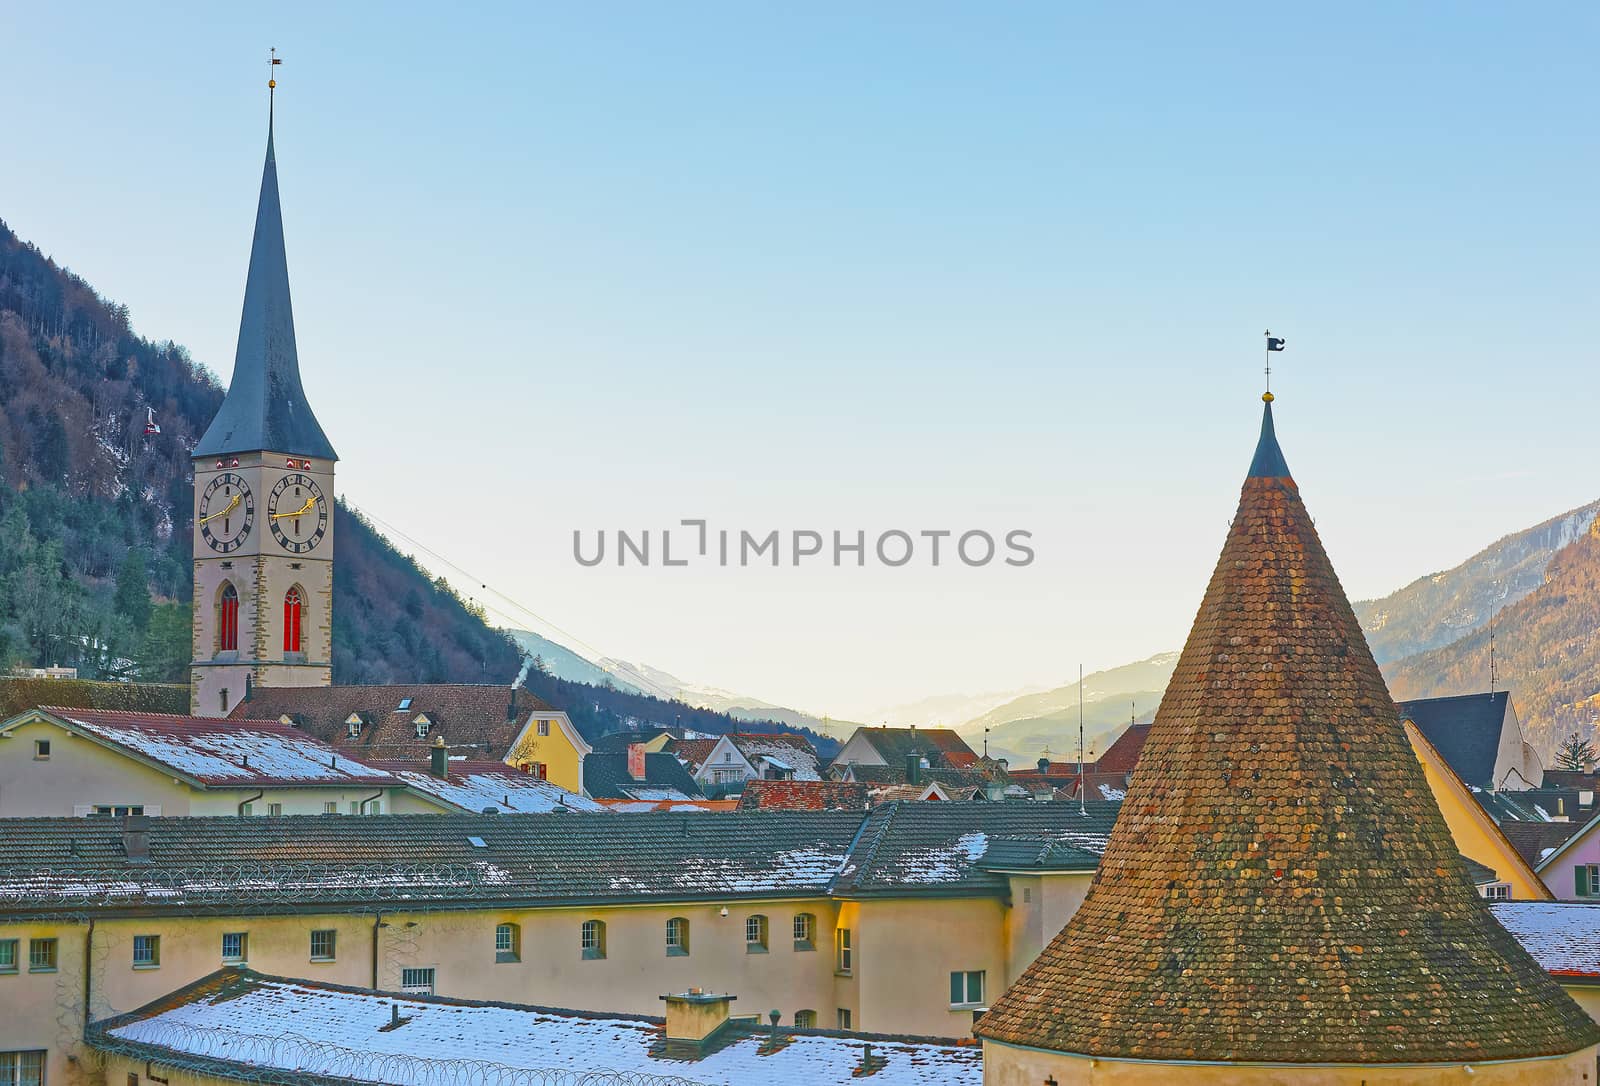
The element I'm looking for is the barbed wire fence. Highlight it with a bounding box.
[91,1021,725,1086]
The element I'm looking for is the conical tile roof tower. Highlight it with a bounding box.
[977,395,1600,1067]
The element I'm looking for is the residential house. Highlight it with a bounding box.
[583,748,706,802]
[1491,902,1600,1024]
[692,732,823,796]
[1095,718,1150,775]
[90,969,981,1086]
[0,707,599,817]
[236,684,591,793]
[829,726,976,773]
[1397,690,1545,791]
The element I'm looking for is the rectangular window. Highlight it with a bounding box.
[581,920,606,960]
[835,928,853,974]
[745,914,768,952]
[836,1008,852,1031]
[268,803,283,816]
[222,932,247,963]
[400,967,436,995]
[93,805,146,818]
[1579,865,1600,898]
[323,802,338,815]
[0,1051,45,1086]
[949,970,985,1006]
[666,917,689,956]
[0,940,16,974]
[792,913,815,950]
[538,720,551,736]
[794,1009,816,1028]
[349,801,360,815]
[310,929,336,961]
[1482,883,1512,901]
[495,923,520,963]
[132,935,160,968]
[28,939,57,972]
[367,801,382,815]
[33,740,50,760]
[239,802,253,816]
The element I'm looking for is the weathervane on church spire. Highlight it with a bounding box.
[1263,329,1287,402]
[268,47,282,109]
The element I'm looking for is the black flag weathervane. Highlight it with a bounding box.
[1263,329,1286,401]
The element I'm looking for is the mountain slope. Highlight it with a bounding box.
[0,219,825,745]
[1383,514,1600,756]
[1354,500,1600,665]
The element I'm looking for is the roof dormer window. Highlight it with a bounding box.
[345,714,362,738]
[415,714,432,739]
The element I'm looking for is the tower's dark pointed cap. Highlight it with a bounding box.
[975,395,1600,1063]
[1247,394,1291,480]
[194,105,337,461]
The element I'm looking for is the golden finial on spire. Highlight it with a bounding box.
[268,47,281,92]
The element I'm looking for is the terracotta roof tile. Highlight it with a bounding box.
[976,402,1600,1063]
[737,781,870,811]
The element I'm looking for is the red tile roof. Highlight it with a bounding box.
[1093,720,1150,773]
[737,780,870,811]
[977,402,1600,1064]
[666,738,718,773]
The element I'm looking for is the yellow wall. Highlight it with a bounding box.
[1002,872,1093,982]
[982,1039,1600,1085]
[1560,984,1600,1025]
[851,896,1008,1037]
[0,718,406,816]
[505,715,585,794]
[1406,721,1550,900]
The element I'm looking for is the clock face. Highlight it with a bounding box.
[198,474,255,553]
[268,474,329,553]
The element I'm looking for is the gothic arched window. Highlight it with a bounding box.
[284,585,304,654]
[219,582,239,652]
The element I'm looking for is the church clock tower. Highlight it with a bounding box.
[191,92,337,717]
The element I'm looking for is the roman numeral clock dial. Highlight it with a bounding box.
[198,474,255,552]
[268,473,329,553]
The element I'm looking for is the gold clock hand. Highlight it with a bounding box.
[271,497,316,521]
[199,493,240,525]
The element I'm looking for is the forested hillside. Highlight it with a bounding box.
[0,218,810,742]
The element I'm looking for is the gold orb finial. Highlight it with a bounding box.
[1262,391,1275,403]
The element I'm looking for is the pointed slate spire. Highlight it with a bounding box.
[194,105,337,461]
[976,400,1599,1064]
[1246,395,1291,480]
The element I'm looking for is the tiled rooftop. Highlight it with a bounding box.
[24,707,394,787]
[91,970,983,1086]
[1492,902,1600,979]
[370,759,603,814]
[0,802,1120,917]
[234,684,556,761]
[737,780,870,811]
[976,402,1600,1063]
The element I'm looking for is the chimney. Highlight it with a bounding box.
[628,743,647,781]
[430,734,448,779]
[905,752,921,786]
[660,990,737,1052]
[122,814,151,863]
[1037,757,1050,774]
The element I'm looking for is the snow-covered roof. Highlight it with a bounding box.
[373,761,604,814]
[21,707,394,787]
[92,971,982,1086]
[729,734,823,781]
[1491,902,1600,978]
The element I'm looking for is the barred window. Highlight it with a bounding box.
[222,932,247,963]
[495,923,521,963]
[581,920,606,960]
[745,914,768,953]
[28,939,56,973]
[666,917,689,956]
[401,967,435,995]
[794,1009,817,1028]
[310,929,336,961]
[0,1051,45,1086]
[132,934,160,968]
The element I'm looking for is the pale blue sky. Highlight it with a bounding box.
[6,3,1597,718]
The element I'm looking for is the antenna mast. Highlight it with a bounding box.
[1078,663,1086,815]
